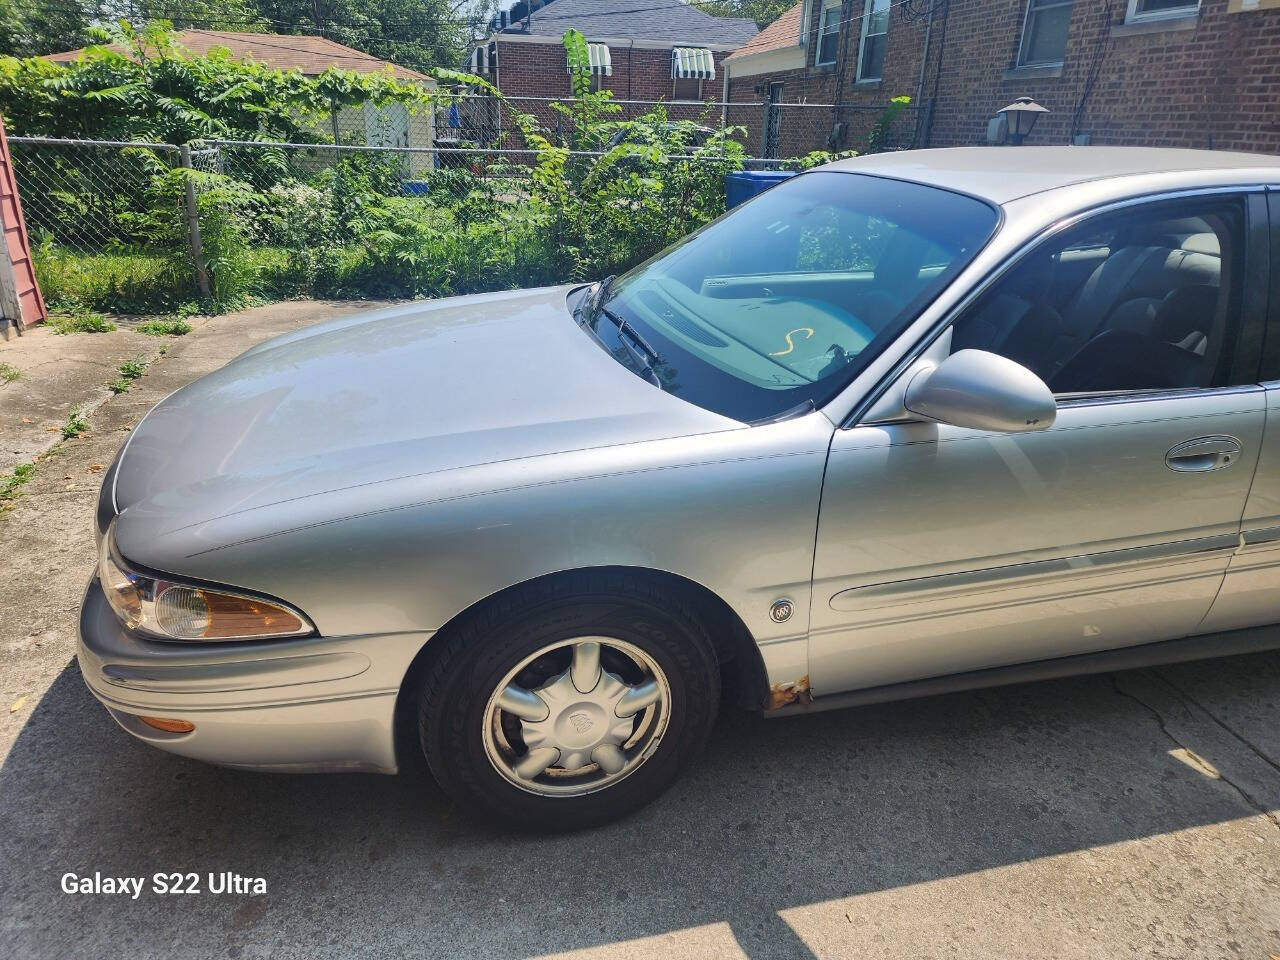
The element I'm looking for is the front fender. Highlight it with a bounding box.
[116,413,835,682]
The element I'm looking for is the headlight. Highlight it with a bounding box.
[97,521,313,642]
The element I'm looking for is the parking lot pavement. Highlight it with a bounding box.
[2,302,1279,960]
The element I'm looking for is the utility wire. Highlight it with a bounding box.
[27,0,733,32]
[27,0,938,44]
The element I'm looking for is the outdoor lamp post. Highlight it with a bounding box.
[998,96,1049,145]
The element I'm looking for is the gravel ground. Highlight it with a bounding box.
[1,300,1277,960]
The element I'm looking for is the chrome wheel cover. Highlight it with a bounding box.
[482,636,671,797]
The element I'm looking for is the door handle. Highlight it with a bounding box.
[1165,435,1242,473]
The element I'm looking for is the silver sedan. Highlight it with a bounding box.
[80,146,1280,831]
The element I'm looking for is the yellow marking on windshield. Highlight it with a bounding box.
[770,327,815,357]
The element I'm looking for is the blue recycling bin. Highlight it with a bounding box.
[400,180,431,197]
[724,170,796,210]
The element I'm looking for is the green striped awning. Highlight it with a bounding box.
[671,47,715,80]
[567,42,612,76]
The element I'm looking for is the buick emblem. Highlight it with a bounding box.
[770,599,793,623]
[568,711,594,733]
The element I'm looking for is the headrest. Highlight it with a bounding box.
[1180,233,1221,256]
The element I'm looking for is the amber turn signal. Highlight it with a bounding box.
[138,716,195,734]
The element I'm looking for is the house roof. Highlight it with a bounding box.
[725,1,801,60]
[45,29,431,82]
[500,0,759,47]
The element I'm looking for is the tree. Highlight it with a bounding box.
[7,0,490,71]
[0,0,106,57]
[247,0,496,74]
[129,0,270,32]
[697,0,796,29]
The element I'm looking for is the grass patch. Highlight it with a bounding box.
[137,318,192,337]
[0,363,20,383]
[48,310,117,335]
[0,463,34,512]
[34,247,190,316]
[109,356,148,393]
[61,406,89,439]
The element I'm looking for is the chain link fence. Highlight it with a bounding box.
[9,138,181,251]
[434,95,926,159]
[8,112,921,312]
[9,137,209,312]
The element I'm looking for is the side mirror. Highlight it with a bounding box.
[904,349,1056,432]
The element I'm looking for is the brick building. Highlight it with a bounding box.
[724,0,1280,158]
[464,0,758,141]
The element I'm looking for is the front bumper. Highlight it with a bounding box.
[77,578,432,774]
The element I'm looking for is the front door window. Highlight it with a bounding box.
[950,197,1253,394]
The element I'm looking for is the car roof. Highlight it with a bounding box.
[824,146,1280,205]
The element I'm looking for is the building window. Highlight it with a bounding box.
[671,46,714,100]
[1018,0,1073,67]
[856,0,890,81]
[816,2,840,65]
[1126,0,1199,20]
[673,77,703,100]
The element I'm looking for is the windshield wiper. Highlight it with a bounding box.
[583,274,616,324]
[577,275,664,387]
[598,304,663,366]
[597,305,663,386]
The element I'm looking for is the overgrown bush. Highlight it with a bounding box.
[0,21,434,144]
[19,27,898,315]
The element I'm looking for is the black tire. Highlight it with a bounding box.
[417,572,720,832]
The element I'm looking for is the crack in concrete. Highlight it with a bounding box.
[1111,673,1280,832]
[0,349,169,479]
[1152,669,1280,777]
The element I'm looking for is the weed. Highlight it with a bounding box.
[0,463,35,510]
[0,363,21,383]
[48,310,117,335]
[108,356,148,393]
[137,318,192,337]
[61,406,89,438]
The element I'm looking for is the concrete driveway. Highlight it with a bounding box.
[1,301,1278,960]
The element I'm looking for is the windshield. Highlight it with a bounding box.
[594,171,999,421]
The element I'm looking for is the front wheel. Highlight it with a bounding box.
[417,576,720,831]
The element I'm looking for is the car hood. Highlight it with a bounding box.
[112,285,740,538]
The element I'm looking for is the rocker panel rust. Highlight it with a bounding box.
[766,675,811,710]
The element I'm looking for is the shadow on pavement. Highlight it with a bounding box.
[2,652,1278,959]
